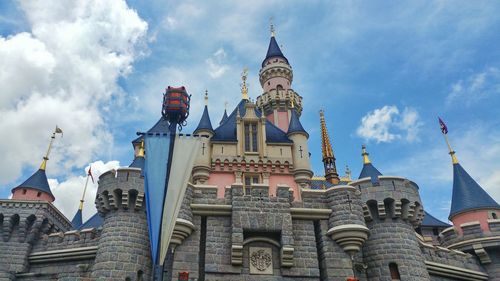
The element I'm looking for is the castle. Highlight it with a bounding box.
[1,28,499,281]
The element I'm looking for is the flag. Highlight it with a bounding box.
[438,117,448,134]
[159,134,200,264]
[55,125,63,137]
[88,165,94,184]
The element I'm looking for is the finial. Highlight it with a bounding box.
[204,90,209,106]
[39,126,63,170]
[290,96,295,108]
[241,67,249,100]
[438,117,459,164]
[224,101,228,110]
[78,165,93,211]
[345,165,351,180]
[270,17,275,37]
[361,144,371,164]
[137,140,145,157]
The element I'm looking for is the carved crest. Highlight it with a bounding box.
[250,249,272,271]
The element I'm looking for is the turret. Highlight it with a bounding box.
[11,127,63,202]
[351,146,430,280]
[256,24,303,132]
[319,110,340,185]
[192,91,214,184]
[91,168,151,280]
[286,108,313,188]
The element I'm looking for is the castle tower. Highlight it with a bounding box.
[319,110,340,185]
[287,107,313,188]
[354,145,430,280]
[91,167,152,280]
[192,91,214,184]
[11,127,62,202]
[256,24,303,132]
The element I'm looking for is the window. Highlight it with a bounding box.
[244,174,260,195]
[37,192,42,197]
[432,228,439,236]
[389,263,400,280]
[22,189,27,195]
[492,212,498,219]
[244,123,258,152]
[276,84,283,91]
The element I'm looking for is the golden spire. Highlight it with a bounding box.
[319,110,334,159]
[39,126,63,170]
[270,17,275,37]
[204,90,209,106]
[241,67,249,100]
[443,132,459,165]
[137,140,145,158]
[361,144,371,164]
[319,110,339,184]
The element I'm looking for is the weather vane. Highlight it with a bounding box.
[241,67,249,100]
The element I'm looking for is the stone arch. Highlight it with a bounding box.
[400,199,410,220]
[4,214,20,241]
[383,198,395,219]
[366,200,379,220]
[128,189,139,210]
[243,236,281,248]
[137,270,144,281]
[112,188,123,209]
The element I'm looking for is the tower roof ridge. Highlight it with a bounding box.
[262,34,288,67]
[12,168,55,200]
[449,162,500,219]
[194,105,213,133]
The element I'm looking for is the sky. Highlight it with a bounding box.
[1,0,499,224]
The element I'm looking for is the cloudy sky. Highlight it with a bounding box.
[1,0,499,223]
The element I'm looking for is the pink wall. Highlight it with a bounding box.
[12,188,54,202]
[269,174,300,201]
[451,209,496,233]
[263,76,290,92]
[266,112,275,126]
[207,172,235,198]
[276,111,289,133]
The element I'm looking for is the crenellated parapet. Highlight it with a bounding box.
[94,168,145,215]
[256,89,303,116]
[351,176,425,227]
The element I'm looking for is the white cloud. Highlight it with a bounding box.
[447,67,500,105]
[0,0,147,186]
[356,105,422,143]
[50,160,120,221]
[205,48,230,79]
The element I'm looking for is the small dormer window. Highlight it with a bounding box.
[244,123,258,152]
[22,189,27,195]
[37,192,42,197]
[492,212,498,219]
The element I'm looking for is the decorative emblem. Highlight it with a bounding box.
[250,249,272,271]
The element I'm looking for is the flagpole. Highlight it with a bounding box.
[79,174,90,211]
[441,127,459,164]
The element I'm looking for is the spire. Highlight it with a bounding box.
[287,109,308,137]
[319,110,339,184]
[358,145,383,180]
[219,108,228,125]
[449,162,500,219]
[241,68,249,100]
[194,91,214,134]
[262,25,288,67]
[71,209,82,229]
[40,126,63,170]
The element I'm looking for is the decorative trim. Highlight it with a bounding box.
[29,246,98,264]
[290,208,331,219]
[191,204,232,216]
[447,236,500,250]
[327,224,369,256]
[243,236,280,248]
[425,261,488,281]
[171,218,195,246]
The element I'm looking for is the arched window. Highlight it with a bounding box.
[389,263,400,280]
[37,192,42,197]
[137,270,144,281]
[276,85,283,91]
[492,212,498,219]
[22,189,27,194]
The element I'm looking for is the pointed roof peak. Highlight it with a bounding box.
[194,104,213,133]
[449,162,499,219]
[12,168,55,201]
[358,145,383,180]
[319,110,334,160]
[71,209,83,229]
[219,109,228,125]
[262,30,288,67]
[287,109,308,137]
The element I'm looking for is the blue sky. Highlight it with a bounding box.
[1,0,499,223]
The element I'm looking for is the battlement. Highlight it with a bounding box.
[350,176,424,226]
[32,227,101,254]
[0,200,72,243]
[439,219,500,249]
[94,168,145,215]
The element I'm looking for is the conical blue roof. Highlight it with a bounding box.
[78,212,103,230]
[129,156,145,169]
[219,109,228,125]
[262,36,289,67]
[449,163,500,218]
[422,211,450,227]
[194,105,213,133]
[132,117,170,145]
[71,209,82,229]
[12,169,54,200]
[359,163,382,179]
[287,109,308,137]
